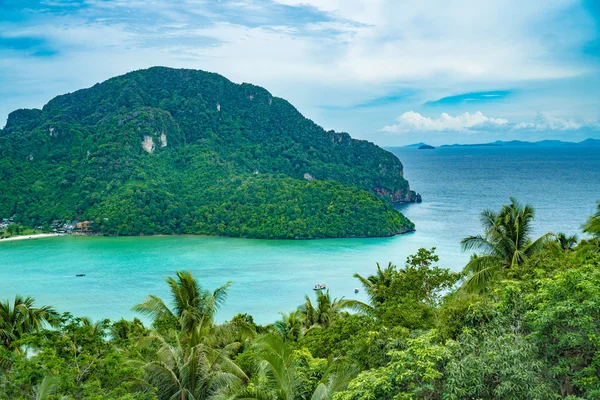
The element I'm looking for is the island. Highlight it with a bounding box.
[418,144,435,150]
[441,138,600,147]
[0,67,420,239]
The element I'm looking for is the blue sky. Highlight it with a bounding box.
[1,0,599,145]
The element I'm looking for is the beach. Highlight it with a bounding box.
[0,233,62,242]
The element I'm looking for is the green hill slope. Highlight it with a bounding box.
[0,67,418,238]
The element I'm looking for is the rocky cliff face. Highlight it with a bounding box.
[375,187,422,203]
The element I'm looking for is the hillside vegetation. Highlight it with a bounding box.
[0,67,418,238]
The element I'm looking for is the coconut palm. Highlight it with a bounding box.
[138,320,247,400]
[573,203,600,259]
[34,376,58,400]
[460,198,550,293]
[353,262,397,306]
[310,363,359,400]
[0,295,59,351]
[110,317,146,342]
[251,334,297,400]
[229,335,357,400]
[273,311,303,342]
[133,271,231,333]
[299,290,369,330]
[583,202,600,238]
[555,232,578,251]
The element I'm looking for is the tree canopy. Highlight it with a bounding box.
[2,199,600,399]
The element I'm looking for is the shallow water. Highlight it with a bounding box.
[1,146,598,324]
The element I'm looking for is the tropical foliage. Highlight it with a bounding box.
[460,197,550,292]
[583,201,600,238]
[0,295,59,352]
[2,199,600,399]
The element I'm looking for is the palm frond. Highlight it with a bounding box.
[252,334,298,400]
[132,295,173,321]
[321,362,360,397]
[460,234,494,253]
[34,376,57,400]
[582,202,600,237]
[524,232,552,259]
[334,299,374,315]
[212,282,233,315]
[228,387,274,400]
[460,254,503,294]
[352,272,377,304]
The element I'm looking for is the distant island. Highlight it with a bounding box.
[0,67,420,239]
[441,138,600,148]
[404,142,430,148]
[418,144,435,150]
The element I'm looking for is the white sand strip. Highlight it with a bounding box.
[0,233,63,242]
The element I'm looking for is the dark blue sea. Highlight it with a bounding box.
[392,145,600,257]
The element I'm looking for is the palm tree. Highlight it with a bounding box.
[311,363,359,400]
[251,335,297,400]
[138,320,247,400]
[110,317,146,342]
[34,376,58,400]
[273,311,303,342]
[229,335,357,400]
[583,202,600,238]
[573,203,600,259]
[0,295,59,351]
[555,232,578,251]
[133,271,231,333]
[460,198,550,293]
[353,262,397,306]
[298,290,368,330]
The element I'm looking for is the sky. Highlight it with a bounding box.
[1,0,599,146]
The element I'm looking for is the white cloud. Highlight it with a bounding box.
[1,0,599,143]
[3,0,597,88]
[513,112,583,131]
[272,0,596,83]
[381,110,599,135]
[382,111,508,133]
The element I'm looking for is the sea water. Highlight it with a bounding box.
[0,146,598,324]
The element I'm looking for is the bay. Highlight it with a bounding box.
[1,146,598,324]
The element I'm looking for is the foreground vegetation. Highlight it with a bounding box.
[1,199,600,399]
[0,67,417,239]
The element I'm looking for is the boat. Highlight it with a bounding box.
[313,284,326,290]
[76,274,85,277]
[354,288,359,293]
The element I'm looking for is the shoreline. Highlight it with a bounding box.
[0,233,63,242]
[97,228,416,240]
[0,227,416,243]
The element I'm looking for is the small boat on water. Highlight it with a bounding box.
[354,288,359,294]
[313,284,326,290]
[76,274,85,277]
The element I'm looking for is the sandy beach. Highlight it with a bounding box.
[0,233,62,242]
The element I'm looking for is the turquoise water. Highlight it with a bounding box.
[1,146,599,324]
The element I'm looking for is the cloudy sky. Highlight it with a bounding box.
[1,0,599,145]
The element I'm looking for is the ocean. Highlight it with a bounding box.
[1,146,598,324]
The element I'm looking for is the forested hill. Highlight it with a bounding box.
[0,67,418,239]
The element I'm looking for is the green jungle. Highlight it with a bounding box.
[2,198,600,399]
[0,67,418,239]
